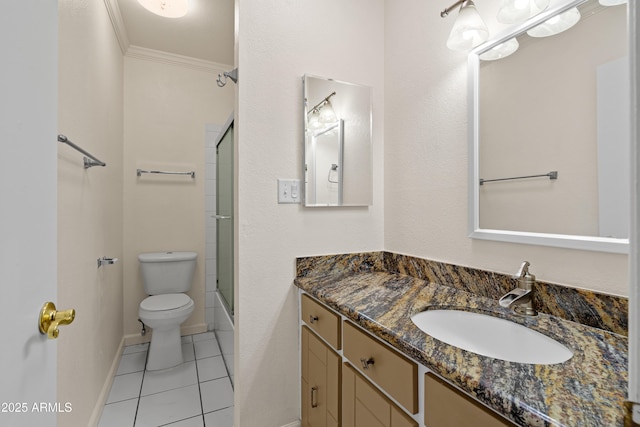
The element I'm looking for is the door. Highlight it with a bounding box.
[0,1,58,426]
[216,119,234,316]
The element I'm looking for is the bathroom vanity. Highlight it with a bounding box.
[295,252,628,426]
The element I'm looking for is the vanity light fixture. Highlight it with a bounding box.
[307,91,338,130]
[442,0,489,51]
[137,0,189,18]
[319,100,338,124]
[526,7,581,37]
[496,0,549,24]
[479,38,519,61]
[598,0,626,5]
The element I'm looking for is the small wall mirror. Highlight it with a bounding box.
[303,74,372,207]
[469,0,629,253]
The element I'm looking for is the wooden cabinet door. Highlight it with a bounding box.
[343,363,417,427]
[302,326,341,427]
[424,373,515,427]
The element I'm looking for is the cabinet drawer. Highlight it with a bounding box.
[301,294,341,350]
[343,321,418,414]
[343,363,418,427]
[424,373,515,427]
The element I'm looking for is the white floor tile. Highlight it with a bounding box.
[98,398,138,427]
[196,356,227,383]
[165,415,205,426]
[200,377,233,414]
[135,385,202,427]
[103,335,234,427]
[107,371,144,404]
[141,361,198,396]
[192,332,216,342]
[182,342,195,362]
[123,343,149,355]
[117,352,147,375]
[194,340,221,360]
[203,406,233,427]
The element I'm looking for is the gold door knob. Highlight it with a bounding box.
[39,302,75,339]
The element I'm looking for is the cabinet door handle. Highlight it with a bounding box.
[311,386,318,408]
[360,357,375,370]
[309,314,319,324]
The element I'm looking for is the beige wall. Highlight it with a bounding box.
[479,6,627,235]
[57,1,124,426]
[384,0,628,296]
[122,54,234,339]
[235,0,385,425]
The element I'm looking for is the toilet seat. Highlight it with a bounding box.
[139,294,195,323]
[140,293,192,312]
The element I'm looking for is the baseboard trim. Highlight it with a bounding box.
[281,421,301,427]
[182,323,208,337]
[87,337,125,427]
[123,323,207,346]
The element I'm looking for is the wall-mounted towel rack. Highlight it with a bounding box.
[136,169,195,179]
[480,171,558,185]
[58,134,106,168]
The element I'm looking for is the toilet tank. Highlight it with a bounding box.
[138,252,197,295]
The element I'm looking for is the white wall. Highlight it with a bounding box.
[384,0,628,295]
[57,1,124,425]
[122,52,234,340]
[235,0,385,425]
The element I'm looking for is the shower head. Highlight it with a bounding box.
[217,68,238,87]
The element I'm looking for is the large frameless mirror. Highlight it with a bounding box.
[303,74,372,207]
[469,0,629,253]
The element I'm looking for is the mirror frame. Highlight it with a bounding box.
[468,0,629,254]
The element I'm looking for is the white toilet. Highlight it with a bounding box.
[138,251,197,371]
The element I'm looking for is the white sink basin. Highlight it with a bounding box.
[411,309,573,365]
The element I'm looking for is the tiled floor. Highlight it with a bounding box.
[98,332,234,427]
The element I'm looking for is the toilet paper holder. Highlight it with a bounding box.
[97,257,118,268]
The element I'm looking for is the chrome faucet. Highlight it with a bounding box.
[499,261,538,316]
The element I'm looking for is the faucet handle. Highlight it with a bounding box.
[513,261,531,279]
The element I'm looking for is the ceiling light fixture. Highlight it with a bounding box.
[137,0,189,18]
[441,0,489,52]
[496,0,549,24]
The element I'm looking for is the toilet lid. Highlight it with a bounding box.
[140,294,192,311]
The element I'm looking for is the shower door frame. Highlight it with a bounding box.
[215,114,235,319]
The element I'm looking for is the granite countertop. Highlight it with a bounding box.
[295,268,628,426]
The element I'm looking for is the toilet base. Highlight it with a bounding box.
[146,326,183,371]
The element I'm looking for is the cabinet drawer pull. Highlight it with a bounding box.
[311,386,318,408]
[309,314,319,324]
[360,357,375,370]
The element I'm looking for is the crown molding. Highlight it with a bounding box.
[103,0,130,55]
[125,45,232,73]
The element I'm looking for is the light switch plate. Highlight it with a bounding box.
[278,179,301,204]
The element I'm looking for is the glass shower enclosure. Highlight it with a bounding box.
[216,119,234,317]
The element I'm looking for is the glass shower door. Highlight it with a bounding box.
[216,121,234,317]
